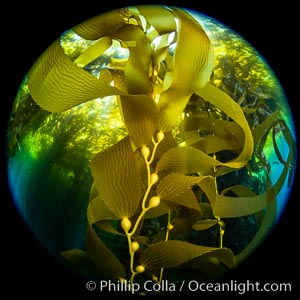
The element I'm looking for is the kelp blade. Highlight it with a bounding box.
[90,136,142,218]
[157,8,214,131]
[28,39,122,112]
[60,249,106,278]
[140,240,235,270]
[119,95,158,148]
[72,9,126,40]
[86,224,126,279]
[196,82,253,170]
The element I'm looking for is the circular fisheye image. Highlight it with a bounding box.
[6,5,297,294]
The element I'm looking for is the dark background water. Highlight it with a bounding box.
[1,0,298,297]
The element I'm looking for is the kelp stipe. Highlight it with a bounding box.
[7,5,296,295]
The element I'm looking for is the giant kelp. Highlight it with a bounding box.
[25,5,296,293]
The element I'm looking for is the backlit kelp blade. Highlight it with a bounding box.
[157,8,214,131]
[86,224,126,279]
[112,24,153,95]
[88,196,119,223]
[72,9,126,40]
[180,117,244,153]
[74,36,112,67]
[139,240,235,270]
[136,5,177,35]
[119,95,158,148]
[196,82,254,170]
[157,173,202,209]
[156,147,221,175]
[27,39,123,112]
[91,136,142,219]
[193,219,219,231]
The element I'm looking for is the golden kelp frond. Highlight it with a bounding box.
[272,119,297,175]
[139,240,235,271]
[197,174,264,218]
[91,136,142,218]
[88,196,119,223]
[144,201,170,219]
[166,209,202,239]
[28,39,122,112]
[252,109,279,143]
[193,219,219,231]
[165,189,202,212]
[156,147,221,175]
[178,140,294,220]
[60,249,105,278]
[220,185,256,197]
[74,37,112,67]
[181,116,244,152]
[119,95,158,148]
[72,9,126,40]
[104,69,128,93]
[196,82,253,169]
[88,182,98,201]
[157,7,214,131]
[96,221,125,236]
[157,173,201,201]
[152,131,178,164]
[169,8,214,92]
[86,224,126,279]
[214,192,270,218]
[191,135,243,154]
[236,199,276,265]
[181,117,244,136]
[112,25,153,95]
[137,5,177,35]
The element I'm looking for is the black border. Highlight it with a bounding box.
[1,1,298,297]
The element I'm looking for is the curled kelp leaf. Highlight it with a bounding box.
[157,8,214,131]
[213,150,293,217]
[137,5,177,35]
[72,9,126,40]
[90,136,142,218]
[252,109,279,143]
[74,36,112,67]
[170,8,214,92]
[112,25,153,95]
[181,117,244,153]
[196,82,254,169]
[28,39,123,112]
[236,199,276,265]
[86,224,126,279]
[139,240,235,270]
[220,185,256,197]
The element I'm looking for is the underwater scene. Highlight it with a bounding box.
[6,5,297,294]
